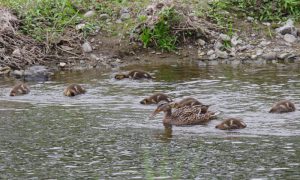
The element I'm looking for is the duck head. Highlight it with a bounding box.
[115,74,129,80]
[140,98,151,104]
[150,102,171,118]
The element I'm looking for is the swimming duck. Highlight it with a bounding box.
[170,97,210,113]
[64,84,86,97]
[115,70,153,80]
[140,93,172,104]
[10,83,30,96]
[215,118,247,130]
[150,102,216,126]
[269,100,296,113]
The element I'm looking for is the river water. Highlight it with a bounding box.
[0,61,299,179]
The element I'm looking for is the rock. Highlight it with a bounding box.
[231,36,241,46]
[277,53,289,60]
[120,13,130,21]
[197,49,205,58]
[84,10,95,18]
[197,39,206,46]
[90,54,100,61]
[99,14,109,20]
[13,65,53,81]
[259,40,271,47]
[283,34,297,43]
[219,34,230,41]
[208,54,217,60]
[59,62,66,67]
[116,19,122,24]
[215,50,228,59]
[246,16,254,22]
[207,50,214,56]
[214,41,223,50]
[76,23,85,30]
[0,66,11,75]
[256,49,263,56]
[276,19,298,36]
[251,54,257,59]
[82,42,92,53]
[262,22,271,26]
[262,52,277,60]
[12,48,21,57]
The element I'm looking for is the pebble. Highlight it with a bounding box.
[207,50,214,56]
[283,34,297,43]
[82,42,92,53]
[84,10,95,18]
[215,49,228,59]
[262,52,277,60]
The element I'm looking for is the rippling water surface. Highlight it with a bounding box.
[0,61,300,179]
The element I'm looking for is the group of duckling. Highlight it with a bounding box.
[8,69,296,131]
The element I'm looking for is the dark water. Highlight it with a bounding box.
[0,61,300,179]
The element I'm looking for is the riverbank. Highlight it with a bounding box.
[1,0,300,77]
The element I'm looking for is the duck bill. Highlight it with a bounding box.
[149,109,160,119]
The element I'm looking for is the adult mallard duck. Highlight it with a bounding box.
[10,83,30,96]
[170,97,210,113]
[215,118,246,130]
[140,93,172,104]
[150,102,216,126]
[269,100,296,113]
[64,84,86,97]
[114,70,153,80]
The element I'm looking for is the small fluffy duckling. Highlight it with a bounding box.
[215,118,247,130]
[269,100,296,113]
[115,70,153,80]
[140,93,172,104]
[10,83,30,96]
[170,97,210,114]
[64,84,86,97]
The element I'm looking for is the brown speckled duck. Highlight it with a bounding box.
[64,84,86,97]
[269,100,296,113]
[215,118,247,130]
[170,97,210,114]
[150,102,216,126]
[140,93,172,104]
[115,70,153,80]
[10,83,30,96]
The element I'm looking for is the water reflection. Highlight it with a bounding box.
[0,61,300,179]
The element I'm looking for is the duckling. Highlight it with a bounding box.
[64,84,86,97]
[170,97,210,113]
[269,100,296,113]
[150,102,216,126]
[115,70,153,80]
[215,118,247,130]
[140,93,172,104]
[9,83,30,96]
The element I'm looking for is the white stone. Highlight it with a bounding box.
[219,33,230,41]
[82,42,92,53]
[76,23,85,30]
[12,48,21,57]
[84,10,95,18]
[283,34,297,43]
[207,50,214,56]
[59,62,66,67]
[215,50,228,59]
[197,39,206,46]
[214,41,223,50]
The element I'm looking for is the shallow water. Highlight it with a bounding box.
[0,61,300,179]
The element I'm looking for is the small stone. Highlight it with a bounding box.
[84,10,95,18]
[246,16,254,22]
[120,13,130,21]
[90,54,100,61]
[207,50,214,56]
[262,22,271,26]
[251,54,257,59]
[215,50,228,59]
[90,38,95,43]
[256,49,263,56]
[99,14,109,20]
[59,62,66,67]
[76,23,85,30]
[283,34,297,43]
[208,54,217,60]
[277,53,289,60]
[219,34,230,41]
[12,48,21,57]
[214,41,223,50]
[259,40,271,47]
[262,52,277,60]
[116,19,122,24]
[197,49,205,58]
[80,60,85,64]
[197,39,206,46]
[231,36,241,46]
[82,42,92,53]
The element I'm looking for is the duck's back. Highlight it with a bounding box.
[169,106,210,126]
